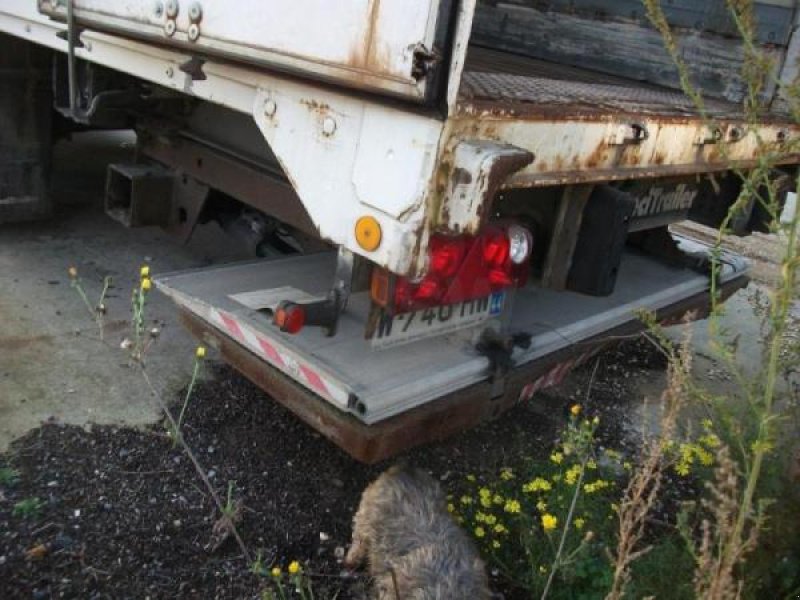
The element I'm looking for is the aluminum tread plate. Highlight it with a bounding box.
[155,237,746,424]
[458,70,743,119]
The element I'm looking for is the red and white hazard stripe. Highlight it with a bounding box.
[210,308,351,409]
[518,348,600,404]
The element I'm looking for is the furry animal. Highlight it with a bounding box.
[345,465,491,599]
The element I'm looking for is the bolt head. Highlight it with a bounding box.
[153,1,164,17]
[165,66,175,78]
[165,0,179,18]
[322,116,337,137]
[164,19,176,36]
[263,99,277,117]
[187,23,200,41]
[188,2,202,22]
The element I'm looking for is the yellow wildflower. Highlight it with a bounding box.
[696,448,713,466]
[288,561,301,575]
[494,523,507,534]
[592,416,600,425]
[475,512,486,523]
[493,494,504,505]
[68,266,78,279]
[447,503,455,513]
[500,468,514,481]
[466,474,476,482]
[574,518,585,530]
[701,418,713,430]
[565,465,581,485]
[141,277,152,292]
[570,404,581,416]
[587,460,597,470]
[479,487,491,498]
[474,526,485,538]
[503,499,521,514]
[140,265,150,278]
[480,496,492,508]
[271,567,281,578]
[196,346,206,359]
[550,452,564,465]
[541,514,558,531]
[676,462,690,476]
[584,479,610,494]
[460,495,472,505]
[492,540,501,549]
[536,500,547,512]
[485,514,497,526]
[539,565,547,574]
[623,461,632,471]
[700,434,720,448]
[531,478,552,492]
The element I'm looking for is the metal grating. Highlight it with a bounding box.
[458,70,743,119]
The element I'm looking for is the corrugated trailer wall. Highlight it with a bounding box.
[472,0,798,105]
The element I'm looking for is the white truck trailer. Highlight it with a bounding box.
[0,0,797,461]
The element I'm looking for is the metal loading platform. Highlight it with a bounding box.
[155,235,748,463]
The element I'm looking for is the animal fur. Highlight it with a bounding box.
[345,465,490,599]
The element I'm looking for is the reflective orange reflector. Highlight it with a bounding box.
[355,216,382,252]
[370,267,391,307]
[274,303,305,334]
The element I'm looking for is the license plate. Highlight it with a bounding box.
[371,292,505,349]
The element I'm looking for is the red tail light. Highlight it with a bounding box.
[430,236,467,277]
[371,224,533,313]
[274,302,305,334]
[483,232,510,268]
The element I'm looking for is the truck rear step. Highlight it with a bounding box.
[155,235,748,462]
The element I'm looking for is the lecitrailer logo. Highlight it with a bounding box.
[632,184,698,218]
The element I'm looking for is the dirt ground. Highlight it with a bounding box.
[0,339,666,599]
[1,134,797,598]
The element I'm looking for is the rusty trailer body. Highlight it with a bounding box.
[0,1,792,457]
[2,1,799,276]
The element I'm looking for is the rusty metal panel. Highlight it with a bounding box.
[38,0,450,102]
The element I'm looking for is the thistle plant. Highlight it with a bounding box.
[168,345,206,445]
[130,265,153,360]
[68,266,111,340]
[261,560,315,600]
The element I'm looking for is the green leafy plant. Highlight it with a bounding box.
[634,1,800,597]
[260,560,316,600]
[12,497,43,519]
[0,466,20,486]
[452,402,620,599]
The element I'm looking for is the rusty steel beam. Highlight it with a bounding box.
[178,274,747,463]
[139,133,318,237]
